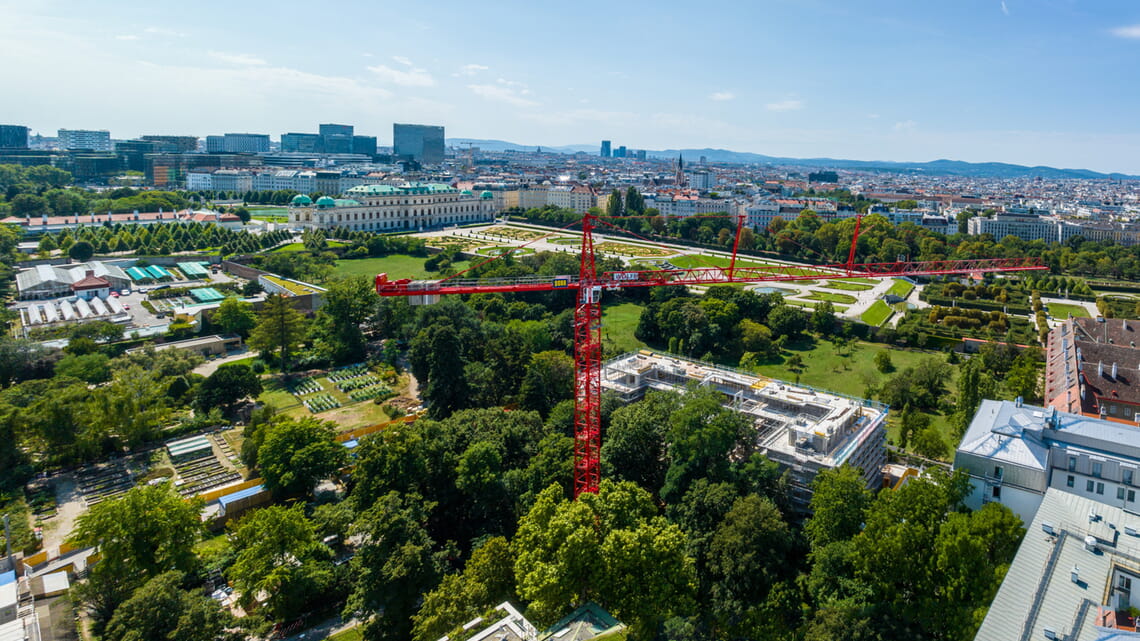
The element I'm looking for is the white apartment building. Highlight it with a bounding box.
[967,215,1059,242]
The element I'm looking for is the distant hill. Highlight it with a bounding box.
[446,139,1136,180]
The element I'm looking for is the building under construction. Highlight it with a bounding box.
[602,351,888,511]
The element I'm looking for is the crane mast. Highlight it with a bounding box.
[377,211,1047,498]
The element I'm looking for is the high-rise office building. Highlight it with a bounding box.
[222,133,270,153]
[600,140,611,157]
[0,125,29,149]
[352,135,377,156]
[319,123,353,138]
[58,129,112,151]
[281,133,322,153]
[615,146,627,159]
[140,135,199,152]
[393,123,445,164]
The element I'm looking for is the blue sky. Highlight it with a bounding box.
[4,0,1140,173]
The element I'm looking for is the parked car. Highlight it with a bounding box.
[120,289,130,295]
[110,291,119,297]
[123,304,130,310]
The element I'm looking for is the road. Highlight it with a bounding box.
[192,348,253,377]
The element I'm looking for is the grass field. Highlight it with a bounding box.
[786,301,850,312]
[249,206,289,222]
[332,254,471,280]
[887,279,915,298]
[328,627,364,641]
[822,281,874,292]
[1046,302,1091,318]
[602,303,649,353]
[668,254,795,271]
[271,242,306,252]
[861,300,895,326]
[801,291,858,305]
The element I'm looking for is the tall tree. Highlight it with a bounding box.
[625,186,645,214]
[211,297,257,337]
[194,363,262,416]
[606,189,624,217]
[68,240,95,262]
[410,537,517,641]
[228,504,335,621]
[103,571,236,641]
[513,481,696,634]
[249,294,308,372]
[346,491,447,641]
[314,276,378,364]
[69,484,203,625]
[408,322,470,419]
[805,466,871,551]
[518,350,574,418]
[256,416,347,497]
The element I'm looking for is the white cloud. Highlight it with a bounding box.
[391,55,413,66]
[894,119,918,132]
[1111,24,1140,39]
[208,51,267,66]
[368,63,435,87]
[709,91,735,101]
[455,63,488,77]
[144,26,187,37]
[867,113,880,119]
[468,83,538,107]
[1000,1,1010,16]
[766,99,803,112]
[115,35,139,41]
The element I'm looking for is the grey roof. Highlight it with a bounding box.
[959,400,1050,471]
[975,489,1140,641]
[960,399,1140,467]
[15,261,128,292]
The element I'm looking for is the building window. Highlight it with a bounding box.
[1093,462,1103,477]
[1121,576,1133,590]
[1067,475,1075,488]
[994,466,1004,479]
[1088,480,1096,492]
[992,486,1001,499]
[1097,482,1105,495]
[1120,487,1127,500]
[1131,490,1137,502]
[1069,456,1077,471]
[1126,470,1134,486]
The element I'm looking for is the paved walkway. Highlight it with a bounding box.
[192,348,253,377]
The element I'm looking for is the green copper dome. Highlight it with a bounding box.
[315,196,336,208]
[291,194,312,206]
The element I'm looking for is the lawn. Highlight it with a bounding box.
[271,242,306,252]
[801,291,858,305]
[786,300,850,312]
[603,303,649,353]
[1046,302,1091,318]
[861,300,895,326]
[887,279,915,298]
[748,339,955,399]
[249,206,289,222]
[822,281,874,292]
[667,254,770,269]
[332,255,471,280]
[328,627,364,641]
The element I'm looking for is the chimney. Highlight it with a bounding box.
[85,270,94,278]
[1113,363,1119,379]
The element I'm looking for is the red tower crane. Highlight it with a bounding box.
[376,212,1046,498]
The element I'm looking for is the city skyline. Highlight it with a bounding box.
[5,0,1140,173]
